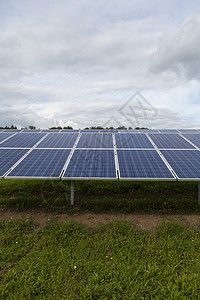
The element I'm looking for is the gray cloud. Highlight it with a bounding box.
[0,0,200,129]
[150,12,200,80]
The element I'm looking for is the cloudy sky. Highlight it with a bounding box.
[0,0,200,129]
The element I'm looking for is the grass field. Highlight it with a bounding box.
[0,179,200,298]
[0,179,199,213]
[1,219,200,299]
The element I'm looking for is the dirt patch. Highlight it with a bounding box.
[1,208,200,231]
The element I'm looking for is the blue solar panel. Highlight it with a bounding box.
[119,130,139,133]
[3,129,21,132]
[0,149,29,177]
[37,133,78,148]
[178,129,199,134]
[182,134,200,148]
[7,149,71,178]
[41,129,61,132]
[63,149,117,179]
[117,150,174,179]
[149,134,195,149]
[81,130,100,132]
[115,133,153,148]
[161,150,200,179]
[77,133,113,148]
[0,133,16,143]
[61,129,79,132]
[22,129,41,132]
[139,130,159,134]
[0,133,46,148]
[159,129,179,134]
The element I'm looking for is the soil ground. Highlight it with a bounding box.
[1,208,200,231]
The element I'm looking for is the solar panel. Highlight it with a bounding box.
[161,150,200,179]
[81,130,100,133]
[2,129,21,132]
[149,134,195,149]
[61,129,79,132]
[63,149,117,179]
[7,149,71,179]
[36,133,78,148]
[0,149,29,177]
[41,129,61,132]
[0,133,46,148]
[139,130,159,134]
[159,129,179,134]
[115,133,154,148]
[77,133,113,148]
[22,129,41,132]
[117,150,174,179]
[178,129,199,134]
[119,130,139,133]
[0,132,16,143]
[182,134,200,149]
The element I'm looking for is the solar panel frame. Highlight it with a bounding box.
[6,149,71,179]
[62,149,117,180]
[117,149,176,180]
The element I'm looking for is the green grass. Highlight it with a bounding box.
[0,219,200,299]
[0,179,199,213]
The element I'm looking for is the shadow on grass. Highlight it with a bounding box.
[0,179,199,214]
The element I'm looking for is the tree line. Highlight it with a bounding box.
[0,125,149,130]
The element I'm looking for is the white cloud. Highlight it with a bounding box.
[0,0,200,129]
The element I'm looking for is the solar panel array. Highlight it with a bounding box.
[0,129,200,180]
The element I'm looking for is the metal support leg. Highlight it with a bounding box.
[71,180,74,206]
[198,182,200,205]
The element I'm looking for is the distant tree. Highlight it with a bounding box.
[63,126,73,130]
[28,125,36,130]
[116,126,127,130]
[49,126,62,129]
[128,127,133,130]
[134,127,149,130]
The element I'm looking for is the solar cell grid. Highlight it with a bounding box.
[36,133,78,148]
[41,129,61,132]
[117,150,174,179]
[7,149,71,178]
[0,133,46,148]
[149,134,195,149]
[77,133,113,148]
[3,129,21,132]
[159,129,179,134]
[182,134,200,149]
[115,133,153,148]
[0,149,29,177]
[178,129,199,134]
[161,150,200,179]
[0,132,16,143]
[63,149,116,179]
